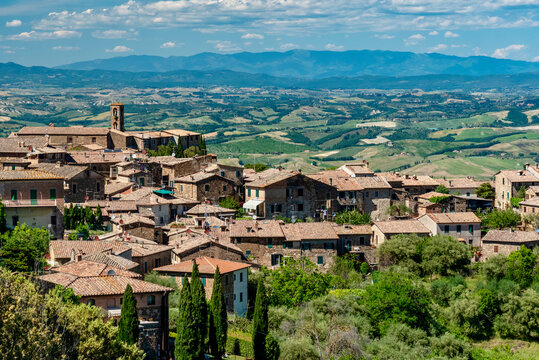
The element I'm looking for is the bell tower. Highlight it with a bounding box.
[110,103,124,131]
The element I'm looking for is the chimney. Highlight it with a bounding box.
[524,163,530,170]
[278,165,282,172]
[75,251,82,262]
[329,178,333,186]
[55,161,61,168]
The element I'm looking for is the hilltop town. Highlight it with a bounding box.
[1,103,538,359]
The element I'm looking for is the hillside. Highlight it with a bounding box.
[58,50,539,78]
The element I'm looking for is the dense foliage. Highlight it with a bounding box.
[209,267,227,359]
[253,281,269,360]
[117,284,140,345]
[0,224,50,272]
[335,210,372,225]
[475,183,495,199]
[478,209,521,230]
[64,204,103,231]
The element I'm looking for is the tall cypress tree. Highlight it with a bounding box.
[252,281,268,360]
[117,284,140,345]
[190,261,208,360]
[175,141,184,158]
[176,278,197,360]
[209,266,227,359]
[95,205,103,229]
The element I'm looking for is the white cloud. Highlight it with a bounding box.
[8,30,81,40]
[492,44,526,58]
[409,34,425,40]
[160,41,177,48]
[4,50,15,54]
[444,31,459,38]
[404,33,425,45]
[207,40,241,52]
[533,56,539,62]
[325,43,344,51]
[428,44,448,52]
[5,19,22,27]
[105,45,133,53]
[92,29,138,39]
[241,33,264,39]
[52,46,80,51]
[375,34,395,39]
[280,43,298,50]
[428,30,438,35]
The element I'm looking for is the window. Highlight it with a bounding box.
[49,188,56,200]
[50,216,57,226]
[240,272,243,282]
[246,250,251,256]
[444,225,450,233]
[271,254,282,266]
[248,188,251,197]
[302,243,311,251]
[92,137,96,143]
[456,225,461,233]
[170,181,174,187]
[270,204,275,213]
[147,295,156,305]
[144,261,148,273]
[234,274,236,281]
[236,171,240,177]
[87,299,95,306]
[297,203,304,212]
[180,185,184,192]
[11,165,15,170]
[466,192,470,197]
[240,292,243,302]
[160,217,164,225]
[223,185,227,192]
[317,256,324,265]
[282,242,287,249]
[297,188,304,196]
[375,191,379,198]
[205,184,210,192]
[30,189,37,205]
[359,236,365,245]
[236,238,242,244]
[268,238,273,248]
[155,258,161,267]
[72,183,77,194]
[326,192,330,200]
[10,189,17,201]
[220,171,225,177]
[12,216,19,227]
[494,245,499,253]
[140,178,145,186]
[276,204,282,213]
[234,294,236,301]
[365,191,370,198]
[96,182,101,192]
[468,225,474,234]
[286,188,291,197]
[67,137,73,143]
[255,189,259,198]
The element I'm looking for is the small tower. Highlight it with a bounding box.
[110,103,124,131]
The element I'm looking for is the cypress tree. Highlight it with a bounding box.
[209,266,227,359]
[84,206,93,226]
[252,281,268,360]
[95,205,103,229]
[190,261,208,360]
[175,141,184,158]
[176,278,197,360]
[265,334,280,360]
[0,201,6,233]
[117,284,140,345]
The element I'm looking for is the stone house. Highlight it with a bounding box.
[439,177,486,196]
[0,170,64,238]
[169,233,245,264]
[480,229,539,260]
[16,126,111,148]
[48,240,132,267]
[520,197,539,217]
[243,168,338,220]
[331,224,373,253]
[39,262,172,360]
[0,157,31,170]
[117,168,151,187]
[418,212,482,246]
[155,256,250,315]
[148,155,217,188]
[379,173,441,197]
[111,214,156,241]
[372,220,431,247]
[29,163,105,203]
[525,186,539,200]
[494,164,539,209]
[67,149,141,178]
[409,191,467,216]
[185,203,236,219]
[174,171,239,203]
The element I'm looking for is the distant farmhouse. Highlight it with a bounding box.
[12,103,202,152]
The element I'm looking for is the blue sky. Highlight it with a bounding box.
[0,0,538,67]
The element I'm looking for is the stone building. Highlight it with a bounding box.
[494,164,539,209]
[372,220,431,247]
[418,212,482,246]
[170,234,245,264]
[174,171,239,203]
[0,170,64,238]
[111,214,156,241]
[379,172,441,197]
[520,197,539,218]
[155,256,250,315]
[29,163,105,203]
[243,168,338,220]
[480,230,539,260]
[439,177,487,196]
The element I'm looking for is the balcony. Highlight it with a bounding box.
[3,199,61,207]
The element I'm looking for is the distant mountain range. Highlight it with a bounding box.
[1,61,538,92]
[57,50,539,78]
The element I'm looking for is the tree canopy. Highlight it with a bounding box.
[0,224,49,273]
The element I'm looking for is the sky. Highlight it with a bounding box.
[0,0,538,67]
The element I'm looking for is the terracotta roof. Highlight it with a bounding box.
[49,240,131,260]
[445,178,484,189]
[18,126,110,136]
[39,274,172,297]
[332,224,373,235]
[497,170,539,183]
[422,212,481,224]
[80,252,139,270]
[175,171,233,184]
[155,256,249,275]
[68,200,138,212]
[229,220,285,238]
[0,157,31,164]
[520,197,539,207]
[0,169,63,181]
[120,187,195,206]
[354,176,392,189]
[401,175,441,187]
[186,204,236,217]
[111,214,155,226]
[51,260,141,278]
[417,191,451,200]
[162,129,201,137]
[339,163,374,176]
[245,168,297,188]
[29,164,90,180]
[374,220,430,234]
[105,182,133,195]
[148,156,193,166]
[127,242,173,257]
[280,222,339,241]
[482,230,539,243]
[118,168,146,177]
[68,150,140,165]
[0,137,47,154]
[171,236,242,256]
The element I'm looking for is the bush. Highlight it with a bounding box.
[226,334,253,358]
[335,210,372,225]
[494,289,539,340]
[430,276,467,306]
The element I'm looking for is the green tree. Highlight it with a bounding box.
[209,267,227,359]
[421,235,472,276]
[0,224,49,272]
[335,210,371,225]
[475,183,495,199]
[190,261,208,359]
[386,203,412,218]
[494,289,539,340]
[360,262,370,275]
[505,245,536,288]
[363,270,432,335]
[480,254,508,281]
[117,284,140,345]
[175,141,184,158]
[253,281,269,360]
[435,185,450,194]
[245,163,269,173]
[184,146,200,158]
[479,209,521,230]
[199,136,207,155]
[0,200,7,233]
[378,234,427,274]
[218,197,239,210]
[64,204,72,230]
[176,278,197,360]
[506,109,528,126]
[265,333,280,360]
[95,205,103,229]
[232,338,241,357]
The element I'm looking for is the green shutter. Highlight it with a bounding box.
[30,189,37,205]
[49,188,56,200]
[10,190,17,201]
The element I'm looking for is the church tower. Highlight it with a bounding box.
[110,103,124,131]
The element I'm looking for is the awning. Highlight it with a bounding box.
[243,199,264,210]
[153,189,174,195]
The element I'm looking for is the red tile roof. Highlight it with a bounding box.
[155,256,250,275]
